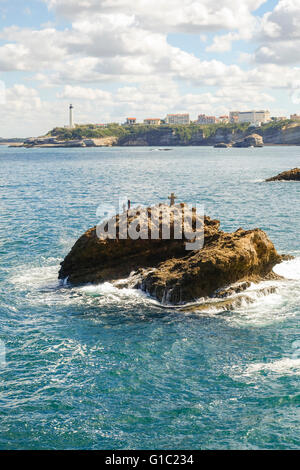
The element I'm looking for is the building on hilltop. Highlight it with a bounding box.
[197,114,218,124]
[126,117,137,125]
[219,115,229,123]
[290,114,300,121]
[143,118,161,125]
[165,113,190,125]
[271,116,287,121]
[229,110,271,126]
[229,111,239,123]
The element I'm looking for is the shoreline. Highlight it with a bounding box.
[5,142,300,148]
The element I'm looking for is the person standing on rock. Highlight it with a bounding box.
[168,193,177,206]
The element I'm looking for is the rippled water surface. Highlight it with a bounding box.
[0,146,299,449]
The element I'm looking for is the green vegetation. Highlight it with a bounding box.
[259,119,292,132]
[49,122,252,142]
[49,123,128,140]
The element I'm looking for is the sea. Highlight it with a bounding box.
[0,145,299,450]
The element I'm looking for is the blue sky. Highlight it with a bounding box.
[0,0,300,137]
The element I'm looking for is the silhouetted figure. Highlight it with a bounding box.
[168,192,177,206]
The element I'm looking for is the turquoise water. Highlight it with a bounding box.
[0,146,299,450]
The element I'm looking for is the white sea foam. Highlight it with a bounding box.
[9,263,60,290]
[59,234,76,252]
[7,256,300,318]
[273,255,300,280]
[8,261,156,309]
[244,358,300,376]
[79,282,159,307]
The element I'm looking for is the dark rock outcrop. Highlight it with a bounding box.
[233,133,264,148]
[59,204,219,286]
[266,168,300,181]
[59,203,284,305]
[138,228,281,303]
[214,142,231,148]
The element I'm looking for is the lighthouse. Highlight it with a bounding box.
[69,104,74,128]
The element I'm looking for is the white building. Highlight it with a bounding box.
[126,117,136,125]
[69,104,75,129]
[143,118,161,125]
[165,113,190,125]
[230,110,271,126]
[197,114,218,124]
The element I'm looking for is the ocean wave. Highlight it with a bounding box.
[6,256,300,318]
[273,254,300,280]
[9,263,61,291]
[79,282,161,308]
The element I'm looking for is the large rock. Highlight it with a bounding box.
[233,133,264,148]
[59,203,284,305]
[137,228,281,303]
[59,204,219,286]
[266,168,300,181]
[214,142,231,148]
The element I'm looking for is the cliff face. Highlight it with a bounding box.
[118,127,242,146]
[18,122,300,147]
[260,123,300,144]
[117,123,300,146]
[206,128,244,145]
[118,128,205,146]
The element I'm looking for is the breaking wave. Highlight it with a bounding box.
[7,255,300,322]
[244,357,300,376]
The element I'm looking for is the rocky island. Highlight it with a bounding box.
[59,202,286,306]
[214,133,264,148]
[266,168,300,181]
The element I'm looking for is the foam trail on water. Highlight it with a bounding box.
[79,282,160,307]
[9,263,60,290]
[7,256,300,315]
[273,255,300,280]
[244,358,300,376]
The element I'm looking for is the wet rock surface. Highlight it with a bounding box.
[266,168,300,181]
[59,203,285,305]
[233,133,264,148]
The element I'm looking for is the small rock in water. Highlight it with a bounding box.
[266,168,300,181]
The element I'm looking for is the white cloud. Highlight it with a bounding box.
[58,85,112,101]
[0,43,29,71]
[261,0,300,40]
[46,0,266,34]
[254,0,300,64]
[206,32,241,53]
[1,0,300,137]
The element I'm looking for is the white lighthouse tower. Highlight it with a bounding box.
[69,104,74,128]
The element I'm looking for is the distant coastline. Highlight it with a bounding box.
[6,120,300,148]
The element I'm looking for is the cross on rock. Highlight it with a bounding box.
[168,192,177,206]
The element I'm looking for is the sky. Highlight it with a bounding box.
[0,0,300,137]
